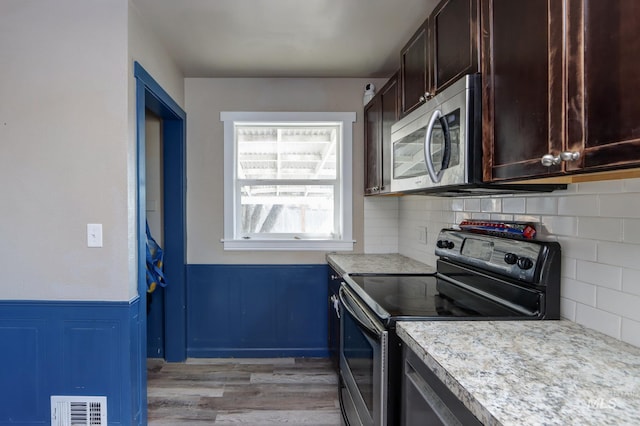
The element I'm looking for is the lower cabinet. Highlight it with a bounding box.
[402,345,481,425]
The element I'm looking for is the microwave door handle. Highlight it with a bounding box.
[424,109,444,183]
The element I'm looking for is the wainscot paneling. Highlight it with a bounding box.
[187,264,329,358]
[0,299,143,426]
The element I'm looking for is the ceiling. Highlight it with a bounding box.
[131,0,440,78]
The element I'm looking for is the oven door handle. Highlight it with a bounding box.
[339,285,385,339]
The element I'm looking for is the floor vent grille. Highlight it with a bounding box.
[51,396,107,426]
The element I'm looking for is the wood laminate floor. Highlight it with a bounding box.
[147,358,341,425]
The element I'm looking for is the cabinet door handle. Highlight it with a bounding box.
[541,151,581,166]
[559,151,580,162]
[419,92,431,103]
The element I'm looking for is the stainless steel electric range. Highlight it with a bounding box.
[338,228,561,426]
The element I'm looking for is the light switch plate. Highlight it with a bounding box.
[87,223,103,247]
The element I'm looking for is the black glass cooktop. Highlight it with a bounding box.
[346,274,531,319]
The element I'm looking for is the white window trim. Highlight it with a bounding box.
[220,111,356,251]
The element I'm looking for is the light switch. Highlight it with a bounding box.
[87,223,103,247]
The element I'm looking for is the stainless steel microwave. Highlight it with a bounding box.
[390,74,480,194]
[390,74,566,196]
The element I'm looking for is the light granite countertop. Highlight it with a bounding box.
[397,320,640,426]
[326,253,435,276]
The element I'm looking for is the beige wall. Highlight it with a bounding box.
[185,77,386,264]
[128,1,185,298]
[0,0,184,301]
[0,0,130,301]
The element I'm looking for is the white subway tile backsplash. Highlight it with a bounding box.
[363,197,399,211]
[597,241,640,269]
[561,257,577,279]
[622,268,640,297]
[575,261,622,290]
[577,217,622,242]
[560,297,577,321]
[597,287,640,322]
[623,178,640,192]
[541,215,577,236]
[621,318,640,347]
[451,199,465,211]
[599,194,640,218]
[575,303,621,339]
[490,214,514,222]
[463,198,481,212]
[562,278,597,306]
[455,212,472,224]
[557,236,598,262]
[623,219,640,244]
[576,179,625,194]
[525,196,558,215]
[369,176,640,347]
[557,195,599,216]
[513,214,542,224]
[502,197,526,214]
[471,213,491,220]
[481,198,501,213]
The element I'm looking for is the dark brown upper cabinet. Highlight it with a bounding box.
[400,0,480,117]
[483,0,640,181]
[365,73,399,195]
[400,21,430,116]
[565,0,640,173]
[432,0,480,94]
[481,0,564,181]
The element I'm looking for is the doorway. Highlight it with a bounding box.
[145,110,166,357]
[134,61,187,360]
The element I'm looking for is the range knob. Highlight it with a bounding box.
[504,253,518,265]
[517,257,534,270]
[437,240,455,249]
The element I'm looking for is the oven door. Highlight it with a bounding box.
[339,285,388,426]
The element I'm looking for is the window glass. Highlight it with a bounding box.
[221,112,355,251]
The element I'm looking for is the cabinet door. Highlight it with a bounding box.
[432,0,480,93]
[401,20,430,116]
[481,0,565,181]
[364,96,382,195]
[380,74,399,193]
[566,0,640,173]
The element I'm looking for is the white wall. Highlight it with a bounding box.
[185,77,386,264]
[364,179,640,347]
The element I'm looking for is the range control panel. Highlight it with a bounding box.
[435,229,560,284]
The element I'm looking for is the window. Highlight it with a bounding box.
[221,111,356,251]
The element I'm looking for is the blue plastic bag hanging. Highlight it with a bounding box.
[146,221,166,293]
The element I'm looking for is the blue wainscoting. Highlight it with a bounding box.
[187,264,329,358]
[0,299,143,426]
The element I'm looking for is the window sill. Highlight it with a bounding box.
[221,239,355,251]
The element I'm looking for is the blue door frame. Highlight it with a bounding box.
[134,61,187,422]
